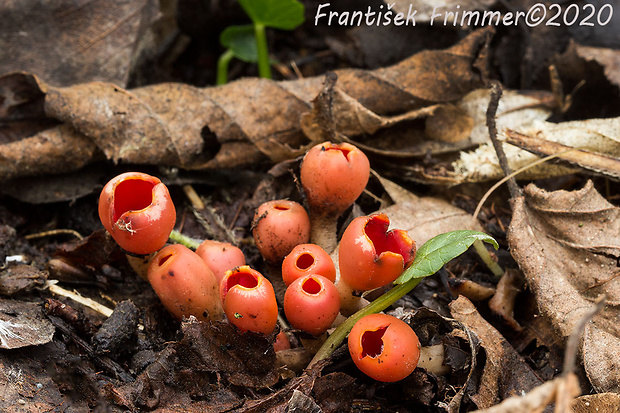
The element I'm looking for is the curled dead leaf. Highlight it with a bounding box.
[0,28,492,182]
[449,296,545,409]
[488,268,524,332]
[508,181,620,392]
[573,42,620,89]
[395,307,482,411]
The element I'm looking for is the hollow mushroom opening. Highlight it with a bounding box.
[361,326,388,358]
[302,277,322,295]
[226,271,259,290]
[365,216,413,262]
[273,204,290,211]
[113,179,156,222]
[158,253,173,266]
[296,253,315,270]
[326,146,351,162]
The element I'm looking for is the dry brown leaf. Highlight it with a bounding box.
[458,89,554,146]
[392,307,482,412]
[508,181,620,392]
[339,87,550,161]
[449,296,545,409]
[403,87,554,184]
[424,103,474,143]
[300,72,443,145]
[552,41,620,120]
[0,337,79,411]
[488,268,524,332]
[572,393,620,413]
[0,28,492,182]
[0,0,160,87]
[574,43,620,89]
[0,264,47,296]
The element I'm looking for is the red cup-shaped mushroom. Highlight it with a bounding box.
[301,142,370,217]
[99,172,176,255]
[252,200,311,263]
[284,274,340,336]
[220,266,278,334]
[300,142,370,254]
[339,213,415,292]
[348,313,420,382]
[196,240,246,283]
[282,244,336,286]
[147,244,223,322]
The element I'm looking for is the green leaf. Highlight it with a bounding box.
[394,231,498,284]
[238,0,305,30]
[220,25,258,63]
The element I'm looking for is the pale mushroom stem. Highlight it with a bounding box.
[309,212,338,255]
[125,253,155,281]
[335,278,370,317]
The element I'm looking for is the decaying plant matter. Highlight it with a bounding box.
[0,29,492,182]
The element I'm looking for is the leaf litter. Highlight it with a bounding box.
[0,28,492,182]
[0,5,619,412]
[508,181,620,393]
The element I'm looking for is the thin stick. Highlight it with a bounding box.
[309,278,423,367]
[47,281,113,318]
[290,60,303,79]
[25,229,83,241]
[183,184,205,210]
[229,195,246,231]
[471,149,576,278]
[486,81,520,199]
[473,149,576,221]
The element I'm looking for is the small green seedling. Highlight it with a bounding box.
[217,25,257,85]
[217,0,305,84]
[310,230,498,366]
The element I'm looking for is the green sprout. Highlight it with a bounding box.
[169,226,498,370]
[309,230,498,366]
[217,0,305,84]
